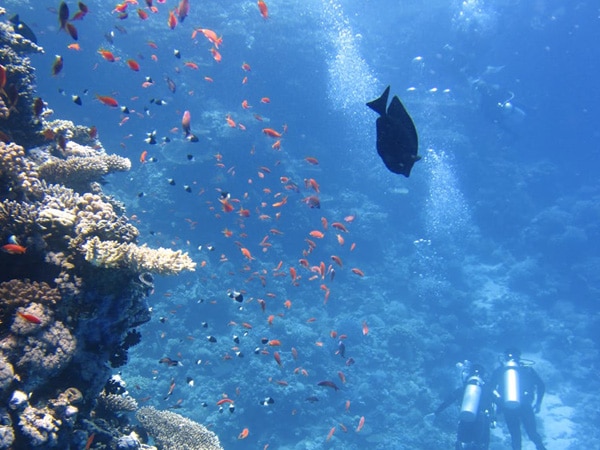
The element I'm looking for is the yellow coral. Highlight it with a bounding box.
[82,236,196,275]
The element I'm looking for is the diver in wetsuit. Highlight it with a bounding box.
[491,348,547,450]
[432,362,495,450]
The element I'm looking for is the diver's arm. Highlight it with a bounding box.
[434,387,462,414]
[532,369,545,413]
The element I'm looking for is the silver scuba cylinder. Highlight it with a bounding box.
[459,375,483,422]
[503,359,521,409]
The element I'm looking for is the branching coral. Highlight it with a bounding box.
[97,392,138,413]
[136,407,223,450]
[38,151,131,192]
[83,236,196,275]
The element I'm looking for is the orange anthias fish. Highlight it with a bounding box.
[167,9,177,29]
[1,244,26,254]
[351,268,364,277]
[95,94,118,107]
[126,59,140,71]
[98,49,116,62]
[257,0,268,19]
[17,311,42,324]
[238,427,249,440]
[240,247,254,260]
[356,416,365,432]
[181,110,192,137]
[177,0,190,22]
[262,128,281,138]
[362,321,369,335]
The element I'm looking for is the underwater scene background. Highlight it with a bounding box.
[0,0,598,449]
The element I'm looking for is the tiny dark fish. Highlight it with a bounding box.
[58,1,70,30]
[66,22,78,40]
[168,178,175,186]
[9,15,38,44]
[366,85,420,177]
[32,97,44,116]
[158,357,179,367]
[51,55,64,76]
[173,49,181,59]
[337,340,346,358]
[165,76,177,94]
[260,396,275,406]
[207,335,217,343]
[72,95,82,105]
[184,185,192,193]
[305,396,319,403]
[317,380,340,391]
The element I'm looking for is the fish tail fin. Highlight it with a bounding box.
[366,85,390,115]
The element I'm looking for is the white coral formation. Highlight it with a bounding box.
[16,320,76,377]
[0,356,13,394]
[136,407,223,450]
[0,142,42,197]
[83,236,196,275]
[18,405,61,447]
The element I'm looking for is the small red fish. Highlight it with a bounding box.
[177,0,190,22]
[98,49,116,62]
[96,94,118,107]
[356,416,365,432]
[167,9,177,29]
[351,268,364,277]
[126,59,140,71]
[1,244,26,254]
[182,110,192,137]
[137,8,149,20]
[257,0,268,19]
[238,427,249,440]
[262,128,281,138]
[17,312,42,324]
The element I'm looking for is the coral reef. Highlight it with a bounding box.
[0,10,205,450]
[136,407,224,450]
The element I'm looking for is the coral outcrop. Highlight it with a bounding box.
[83,236,197,275]
[0,9,206,450]
[136,407,224,450]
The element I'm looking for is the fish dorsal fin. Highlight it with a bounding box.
[388,95,417,137]
[366,86,390,116]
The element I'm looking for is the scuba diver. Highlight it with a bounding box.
[428,361,495,449]
[471,78,526,134]
[491,348,547,450]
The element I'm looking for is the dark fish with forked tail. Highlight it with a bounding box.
[367,86,420,177]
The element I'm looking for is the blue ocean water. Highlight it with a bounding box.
[10,0,599,448]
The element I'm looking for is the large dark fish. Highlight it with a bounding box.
[366,86,420,177]
[9,15,38,44]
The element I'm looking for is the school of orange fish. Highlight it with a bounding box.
[42,0,372,445]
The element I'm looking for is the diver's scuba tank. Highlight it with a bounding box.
[502,359,521,409]
[459,373,483,422]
